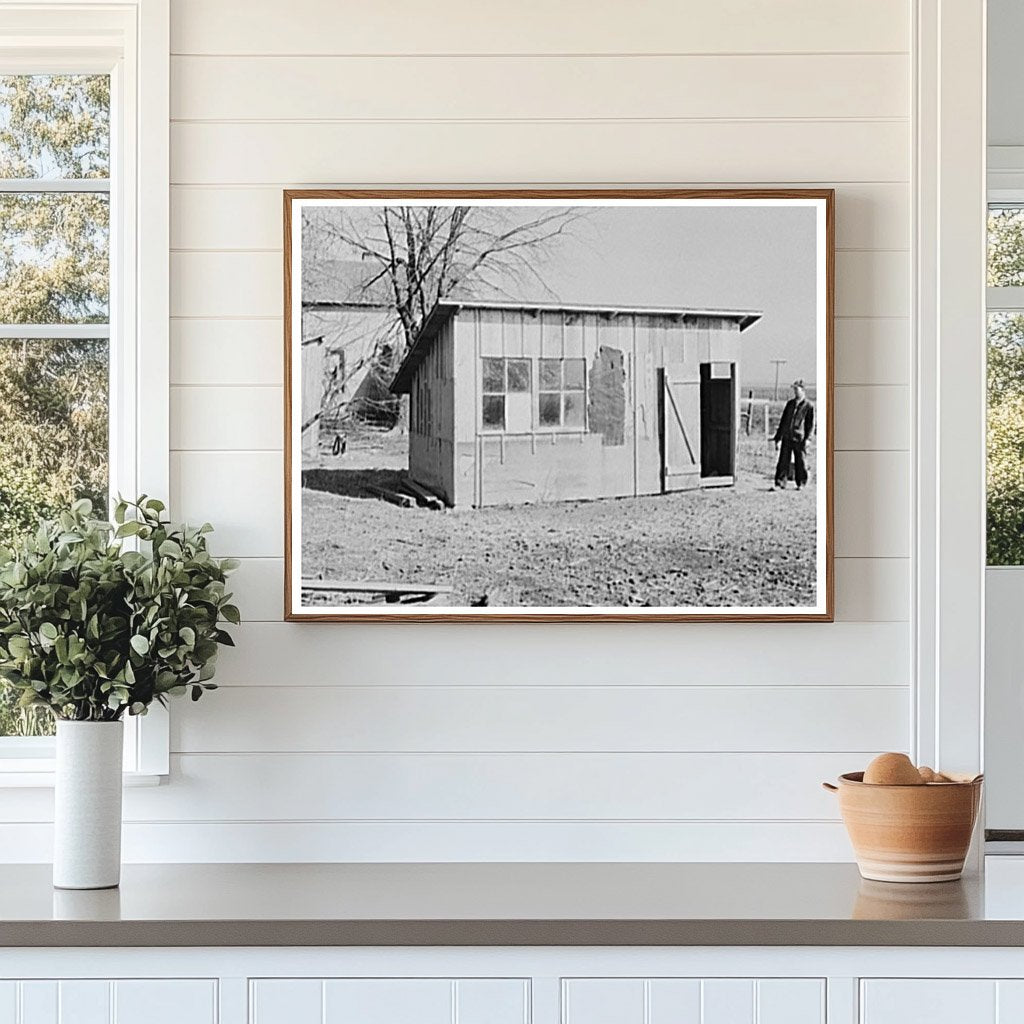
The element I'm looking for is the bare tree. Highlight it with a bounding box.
[305,204,581,356]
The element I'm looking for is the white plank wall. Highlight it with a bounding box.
[0,0,916,862]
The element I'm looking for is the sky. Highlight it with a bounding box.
[501,204,820,388]
[306,201,821,388]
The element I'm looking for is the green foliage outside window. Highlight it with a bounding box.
[0,75,110,736]
[988,208,1024,565]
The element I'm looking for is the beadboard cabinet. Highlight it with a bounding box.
[561,978,825,1024]
[4,952,1024,1024]
[860,979,1024,1023]
[0,980,217,1024]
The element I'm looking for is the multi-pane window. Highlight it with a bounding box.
[538,358,586,428]
[481,357,530,431]
[0,74,110,738]
[986,206,1024,566]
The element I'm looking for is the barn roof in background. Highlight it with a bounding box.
[390,299,763,394]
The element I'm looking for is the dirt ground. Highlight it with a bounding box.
[301,429,818,609]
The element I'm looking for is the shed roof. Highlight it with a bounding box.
[390,299,763,394]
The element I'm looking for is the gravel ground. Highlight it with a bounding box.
[300,431,818,609]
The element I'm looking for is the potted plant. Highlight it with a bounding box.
[0,497,239,889]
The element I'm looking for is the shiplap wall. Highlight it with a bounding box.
[2,0,915,861]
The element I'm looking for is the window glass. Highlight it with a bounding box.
[539,359,561,390]
[481,394,505,430]
[987,311,1024,565]
[482,357,504,393]
[0,192,109,323]
[988,206,1024,288]
[506,359,530,393]
[563,390,585,427]
[0,75,111,740]
[564,359,585,390]
[0,75,109,179]
[538,392,561,426]
[538,358,586,429]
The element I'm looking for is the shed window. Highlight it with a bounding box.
[539,358,586,428]
[481,357,530,431]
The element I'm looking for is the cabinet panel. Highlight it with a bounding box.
[563,978,825,1024]
[58,982,109,1024]
[563,979,645,1024]
[456,980,529,1024]
[0,984,15,1024]
[648,980,702,1022]
[18,983,56,1024]
[0,981,216,1024]
[323,980,451,1024]
[757,980,825,1024]
[251,979,322,1024]
[861,981,997,1023]
[113,981,217,1024]
[251,979,528,1024]
[702,980,754,1024]
[998,980,1024,1022]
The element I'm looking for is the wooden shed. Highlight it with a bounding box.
[390,300,762,508]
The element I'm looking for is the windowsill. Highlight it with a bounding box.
[479,428,588,436]
[0,760,165,788]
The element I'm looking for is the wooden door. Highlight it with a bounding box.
[659,364,701,491]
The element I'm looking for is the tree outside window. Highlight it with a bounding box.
[0,74,110,736]
[987,207,1024,566]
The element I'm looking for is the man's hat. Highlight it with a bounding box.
[792,378,805,388]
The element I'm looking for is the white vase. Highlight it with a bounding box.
[53,720,124,890]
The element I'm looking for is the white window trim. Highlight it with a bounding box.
[914,0,987,803]
[0,0,169,783]
[983,181,1024,841]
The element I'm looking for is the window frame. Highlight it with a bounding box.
[987,201,1024,316]
[537,357,587,432]
[480,356,531,433]
[0,0,170,783]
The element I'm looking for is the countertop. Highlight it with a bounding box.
[6,861,1024,947]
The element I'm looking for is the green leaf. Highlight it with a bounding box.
[158,539,183,559]
[39,622,58,641]
[130,634,150,656]
[220,604,241,625]
[8,635,30,657]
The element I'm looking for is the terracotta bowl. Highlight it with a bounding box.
[823,772,983,883]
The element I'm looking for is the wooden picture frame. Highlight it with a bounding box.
[284,189,834,622]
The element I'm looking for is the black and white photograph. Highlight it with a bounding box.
[284,190,833,621]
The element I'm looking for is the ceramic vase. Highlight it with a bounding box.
[53,720,124,889]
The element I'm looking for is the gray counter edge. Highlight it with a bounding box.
[2,919,1021,948]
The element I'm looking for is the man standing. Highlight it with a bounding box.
[773,379,814,490]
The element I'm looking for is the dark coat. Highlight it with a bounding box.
[774,397,814,444]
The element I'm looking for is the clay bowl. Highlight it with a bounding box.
[823,772,983,883]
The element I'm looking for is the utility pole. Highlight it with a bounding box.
[770,358,787,401]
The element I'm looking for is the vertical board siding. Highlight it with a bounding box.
[0,0,917,862]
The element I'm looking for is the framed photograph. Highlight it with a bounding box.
[284,189,834,622]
